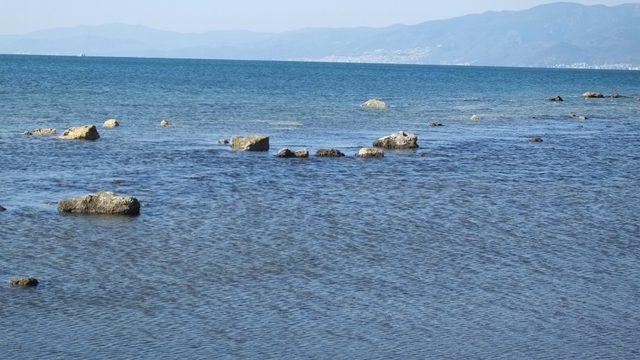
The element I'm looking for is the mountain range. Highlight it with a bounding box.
[1,2,639,68]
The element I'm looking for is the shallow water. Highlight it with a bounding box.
[1,55,640,359]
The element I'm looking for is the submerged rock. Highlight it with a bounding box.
[570,114,589,120]
[373,131,419,149]
[23,128,56,136]
[103,119,119,128]
[59,125,100,140]
[9,277,39,287]
[0,204,5,212]
[58,191,140,216]
[548,96,564,102]
[277,148,309,158]
[357,147,384,158]
[529,137,544,143]
[608,93,623,98]
[231,135,269,151]
[428,122,444,127]
[470,114,481,121]
[361,99,389,110]
[582,92,604,98]
[316,149,345,157]
[218,138,230,145]
[160,120,171,127]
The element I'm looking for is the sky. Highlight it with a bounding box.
[0,0,633,34]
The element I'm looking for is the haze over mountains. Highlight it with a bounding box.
[1,2,638,69]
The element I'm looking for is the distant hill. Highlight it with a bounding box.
[1,2,638,69]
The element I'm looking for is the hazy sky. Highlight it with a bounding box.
[0,0,633,34]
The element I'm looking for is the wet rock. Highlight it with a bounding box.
[277,148,309,158]
[357,147,384,158]
[218,138,229,145]
[23,128,56,136]
[59,125,100,140]
[470,114,481,121]
[582,92,604,98]
[58,191,140,216]
[9,277,39,287]
[160,120,171,127]
[373,131,419,149]
[231,135,269,151]
[316,149,345,157]
[608,93,623,98]
[0,204,5,212]
[570,114,589,120]
[548,96,564,102]
[361,99,389,110]
[428,122,444,127]
[529,137,544,143]
[103,119,119,128]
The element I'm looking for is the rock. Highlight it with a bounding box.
[58,191,140,216]
[529,137,544,143]
[23,128,56,136]
[160,120,171,127]
[9,277,39,287]
[582,92,604,98]
[103,119,119,128]
[608,93,623,98]
[59,125,100,140]
[373,131,419,149]
[0,204,5,212]
[218,138,229,145]
[357,147,384,158]
[548,96,564,102]
[428,122,444,127]
[470,114,481,121]
[316,149,345,157]
[570,114,589,120]
[230,135,269,151]
[361,99,389,110]
[277,148,309,158]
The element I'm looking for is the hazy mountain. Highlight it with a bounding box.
[1,2,638,68]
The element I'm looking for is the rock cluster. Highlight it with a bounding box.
[357,147,384,158]
[23,128,56,136]
[361,99,389,110]
[231,135,269,151]
[59,125,100,140]
[9,277,39,287]
[373,131,419,149]
[316,149,345,157]
[103,119,120,128]
[58,191,141,216]
[277,148,309,158]
[582,92,604,98]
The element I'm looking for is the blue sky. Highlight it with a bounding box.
[0,0,632,34]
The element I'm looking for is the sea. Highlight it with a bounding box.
[1,55,639,359]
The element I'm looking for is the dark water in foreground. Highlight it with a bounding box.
[1,55,640,359]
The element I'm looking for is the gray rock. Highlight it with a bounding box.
[582,91,604,98]
[23,128,56,136]
[9,277,39,287]
[529,137,544,143]
[373,131,419,149]
[357,147,384,158]
[59,125,100,140]
[608,92,623,98]
[428,122,444,127]
[231,135,269,151]
[570,113,589,120]
[0,204,5,212]
[277,148,309,158]
[548,96,564,102]
[58,191,140,216]
[316,149,345,157]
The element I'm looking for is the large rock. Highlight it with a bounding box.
[277,148,309,158]
[9,277,39,287]
[103,119,119,128]
[582,92,604,98]
[58,191,140,216]
[316,149,345,157]
[357,147,384,158]
[373,131,419,149]
[59,125,100,140]
[231,135,269,151]
[23,128,56,136]
[362,99,389,109]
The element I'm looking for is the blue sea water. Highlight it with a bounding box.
[1,55,639,359]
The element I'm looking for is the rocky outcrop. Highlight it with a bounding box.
[9,277,39,287]
[582,92,604,98]
[529,137,544,142]
[103,119,119,128]
[59,125,100,140]
[316,149,345,157]
[428,122,444,127]
[470,114,481,121]
[231,135,269,151]
[357,147,384,158]
[58,191,140,216]
[23,128,56,136]
[548,96,564,102]
[160,120,171,127]
[373,131,419,149]
[361,99,389,109]
[277,148,309,158]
